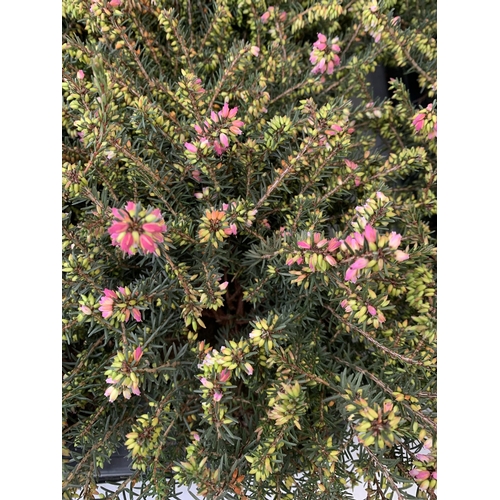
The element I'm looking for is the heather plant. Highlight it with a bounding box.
[62,0,437,498]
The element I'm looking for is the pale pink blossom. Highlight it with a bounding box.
[213,391,223,402]
[409,470,430,480]
[388,232,402,249]
[219,281,229,290]
[250,46,260,57]
[325,255,337,266]
[340,299,352,312]
[368,305,377,316]
[394,250,409,261]
[77,70,85,79]
[220,133,229,148]
[80,305,92,315]
[244,363,254,375]
[200,377,213,389]
[224,223,238,235]
[109,0,121,6]
[297,240,311,249]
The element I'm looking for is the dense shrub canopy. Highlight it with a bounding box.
[62,0,437,498]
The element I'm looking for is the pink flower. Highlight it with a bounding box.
[409,470,430,480]
[312,58,326,74]
[353,232,364,246]
[383,401,393,413]
[77,70,85,79]
[325,255,337,266]
[133,346,143,362]
[80,305,92,315]
[297,240,311,249]
[367,305,377,316]
[325,124,343,136]
[219,281,229,290]
[213,140,224,155]
[104,386,119,402]
[244,363,254,375]
[261,11,270,23]
[213,391,223,402]
[99,287,143,322]
[108,202,167,255]
[428,122,437,140]
[394,250,409,262]
[340,299,352,312]
[219,368,231,383]
[219,102,230,118]
[327,238,341,252]
[313,33,327,51]
[364,224,377,243]
[250,46,260,57]
[109,0,121,6]
[345,267,359,283]
[224,223,238,235]
[98,289,117,318]
[412,112,425,132]
[388,231,402,249]
[200,377,213,389]
[220,133,229,148]
[184,142,198,153]
[351,257,369,270]
[345,234,362,251]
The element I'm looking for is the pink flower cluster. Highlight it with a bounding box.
[90,0,121,14]
[341,298,386,324]
[310,33,341,75]
[412,103,437,140]
[343,225,408,283]
[108,201,166,256]
[409,439,437,491]
[184,102,244,156]
[98,286,142,323]
[104,346,143,402]
[290,232,340,269]
[260,6,287,23]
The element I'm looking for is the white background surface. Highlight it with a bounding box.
[95,480,418,499]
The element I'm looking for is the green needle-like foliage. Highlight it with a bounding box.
[62,0,437,498]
